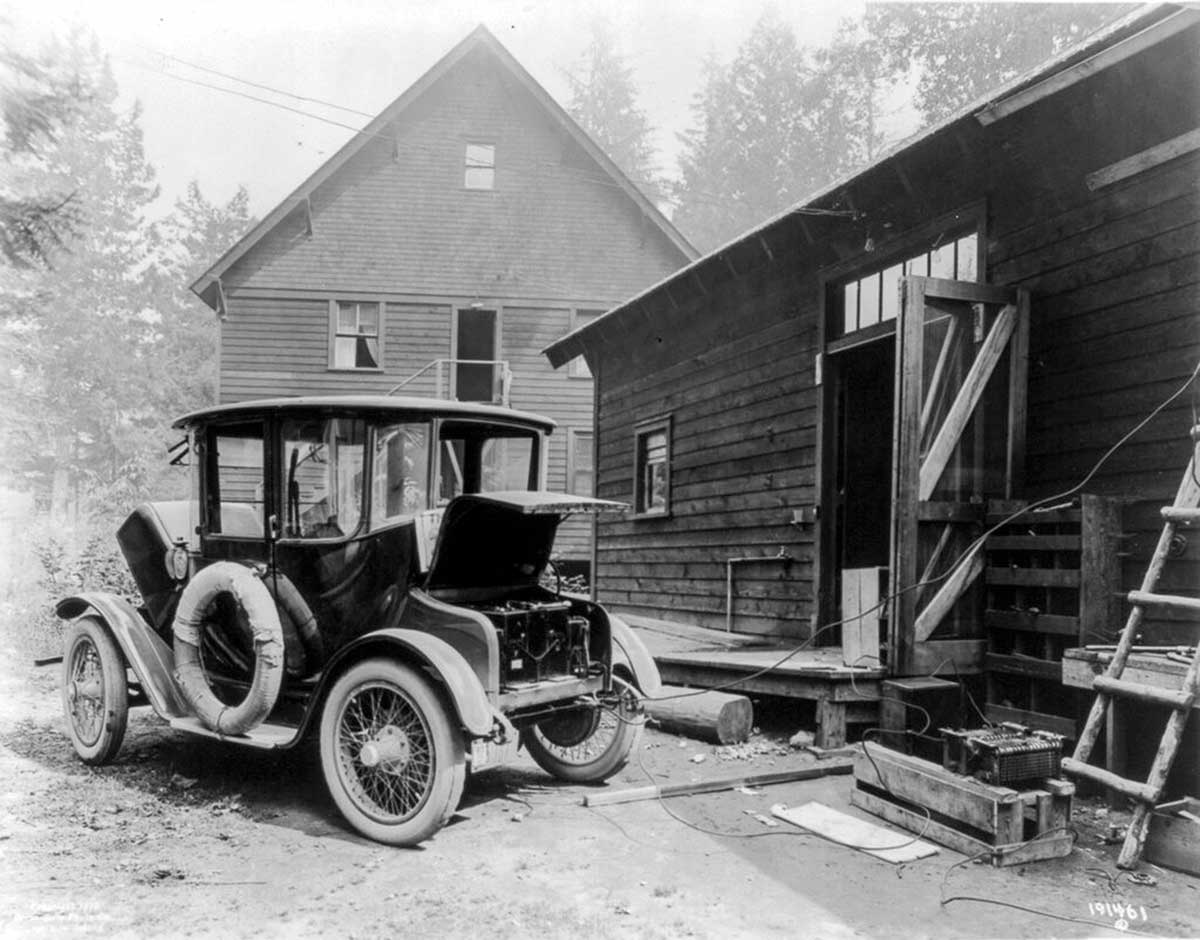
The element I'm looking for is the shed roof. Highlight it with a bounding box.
[191,25,697,311]
[543,2,1197,368]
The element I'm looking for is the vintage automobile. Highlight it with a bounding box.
[57,396,660,845]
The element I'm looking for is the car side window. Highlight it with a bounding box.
[371,422,431,526]
[280,417,366,539]
[208,423,266,538]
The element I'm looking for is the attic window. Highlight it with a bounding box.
[464,143,495,190]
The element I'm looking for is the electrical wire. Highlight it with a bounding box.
[635,358,1200,706]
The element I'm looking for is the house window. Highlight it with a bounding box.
[634,418,671,517]
[567,309,603,378]
[331,300,382,370]
[837,231,979,337]
[464,143,495,190]
[567,428,594,496]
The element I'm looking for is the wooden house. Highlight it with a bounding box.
[545,3,1199,742]
[190,25,696,570]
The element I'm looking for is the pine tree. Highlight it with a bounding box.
[0,32,169,519]
[563,18,663,202]
[867,3,1128,124]
[672,11,832,252]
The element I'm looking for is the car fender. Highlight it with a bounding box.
[56,592,191,720]
[316,629,496,739]
[608,613,662,697]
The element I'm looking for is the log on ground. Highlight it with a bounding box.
[645,685,753,744]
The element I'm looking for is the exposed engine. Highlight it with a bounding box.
[477,599,591,685]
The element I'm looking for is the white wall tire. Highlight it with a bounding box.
[318,659,466,846]
[62,617,128,765]
[521,677,641,783]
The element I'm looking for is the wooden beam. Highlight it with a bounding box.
[918,313,961,443]
[919,304,1017,500]
[914,547,984,642]
[975,9,1200,126]
[1005,290,1030,499]
[582,763,853,807]
[1087,127,1200,190]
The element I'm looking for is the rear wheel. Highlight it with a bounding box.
[521,676,641,783]
[318,659,465,846]
[62,618,128,765]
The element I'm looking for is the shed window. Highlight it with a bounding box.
[568,309,604,378]
[464,143,495,190]
[838,231,979,336]
[331,301,381,370]
[634,418,671,517]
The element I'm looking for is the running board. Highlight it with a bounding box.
[168,716,300,749]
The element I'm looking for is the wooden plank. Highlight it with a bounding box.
[854,746,1018,835]
[984,704,1077,739]
[915,548,984,642]
[985,567,1081,588]
[918,502,983,523]
[1006,290,1030,499]
[918,277,1016,306]
[891,277,928,674]
[986,534,1081,552]
[984,652,1063,682]
[984,609,1081,636]
[583,763,853,807]
[1087,127,1200,191]
[920,304,1017,501]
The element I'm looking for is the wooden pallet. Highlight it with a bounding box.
[851,744,1074,866]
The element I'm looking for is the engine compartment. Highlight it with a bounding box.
[475,599,595,686]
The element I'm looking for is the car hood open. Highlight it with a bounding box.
[425,491,627,591]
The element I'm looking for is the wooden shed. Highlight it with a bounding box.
[544,2,1200,705]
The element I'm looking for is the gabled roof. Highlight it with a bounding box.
[543,2,1198,367]
[191,25,697,310]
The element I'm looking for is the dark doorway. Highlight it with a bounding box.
[834,338,895,572]
[455,308,497,402]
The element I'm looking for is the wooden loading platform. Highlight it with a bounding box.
[624,615,883,748]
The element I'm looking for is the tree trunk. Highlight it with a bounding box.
[645,686,753,744]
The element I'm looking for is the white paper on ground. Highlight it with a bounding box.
[770,802,940,864]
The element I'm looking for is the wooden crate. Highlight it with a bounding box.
[851,744,1074,866]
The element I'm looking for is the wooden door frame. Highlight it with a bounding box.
[450,304,502,401]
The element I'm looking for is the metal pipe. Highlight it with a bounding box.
[726,548,793,633]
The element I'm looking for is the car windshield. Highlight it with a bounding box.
[280,417,366,539]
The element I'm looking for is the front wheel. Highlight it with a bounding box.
[62,617,129,765]
[318,658,466,846]
[521,676,641,783]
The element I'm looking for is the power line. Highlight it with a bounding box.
[134,45,376,119]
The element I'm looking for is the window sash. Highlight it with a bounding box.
[331,301,382,369]
[634,421,670,516]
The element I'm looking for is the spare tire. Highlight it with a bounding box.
[173,562,284,735]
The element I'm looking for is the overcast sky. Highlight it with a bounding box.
[6,0,865,218]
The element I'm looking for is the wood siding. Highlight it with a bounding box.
[220,45,681,301]
[582,21,1199,639]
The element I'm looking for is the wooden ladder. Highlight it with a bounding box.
[1061,431,1200,868]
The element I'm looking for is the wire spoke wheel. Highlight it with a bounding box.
[61,617,128,765]
[522,676,641,783]
[319,659,465,845]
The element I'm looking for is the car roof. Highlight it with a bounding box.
[172,395,557,431]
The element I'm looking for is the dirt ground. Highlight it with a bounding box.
[1,641,1198,940]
